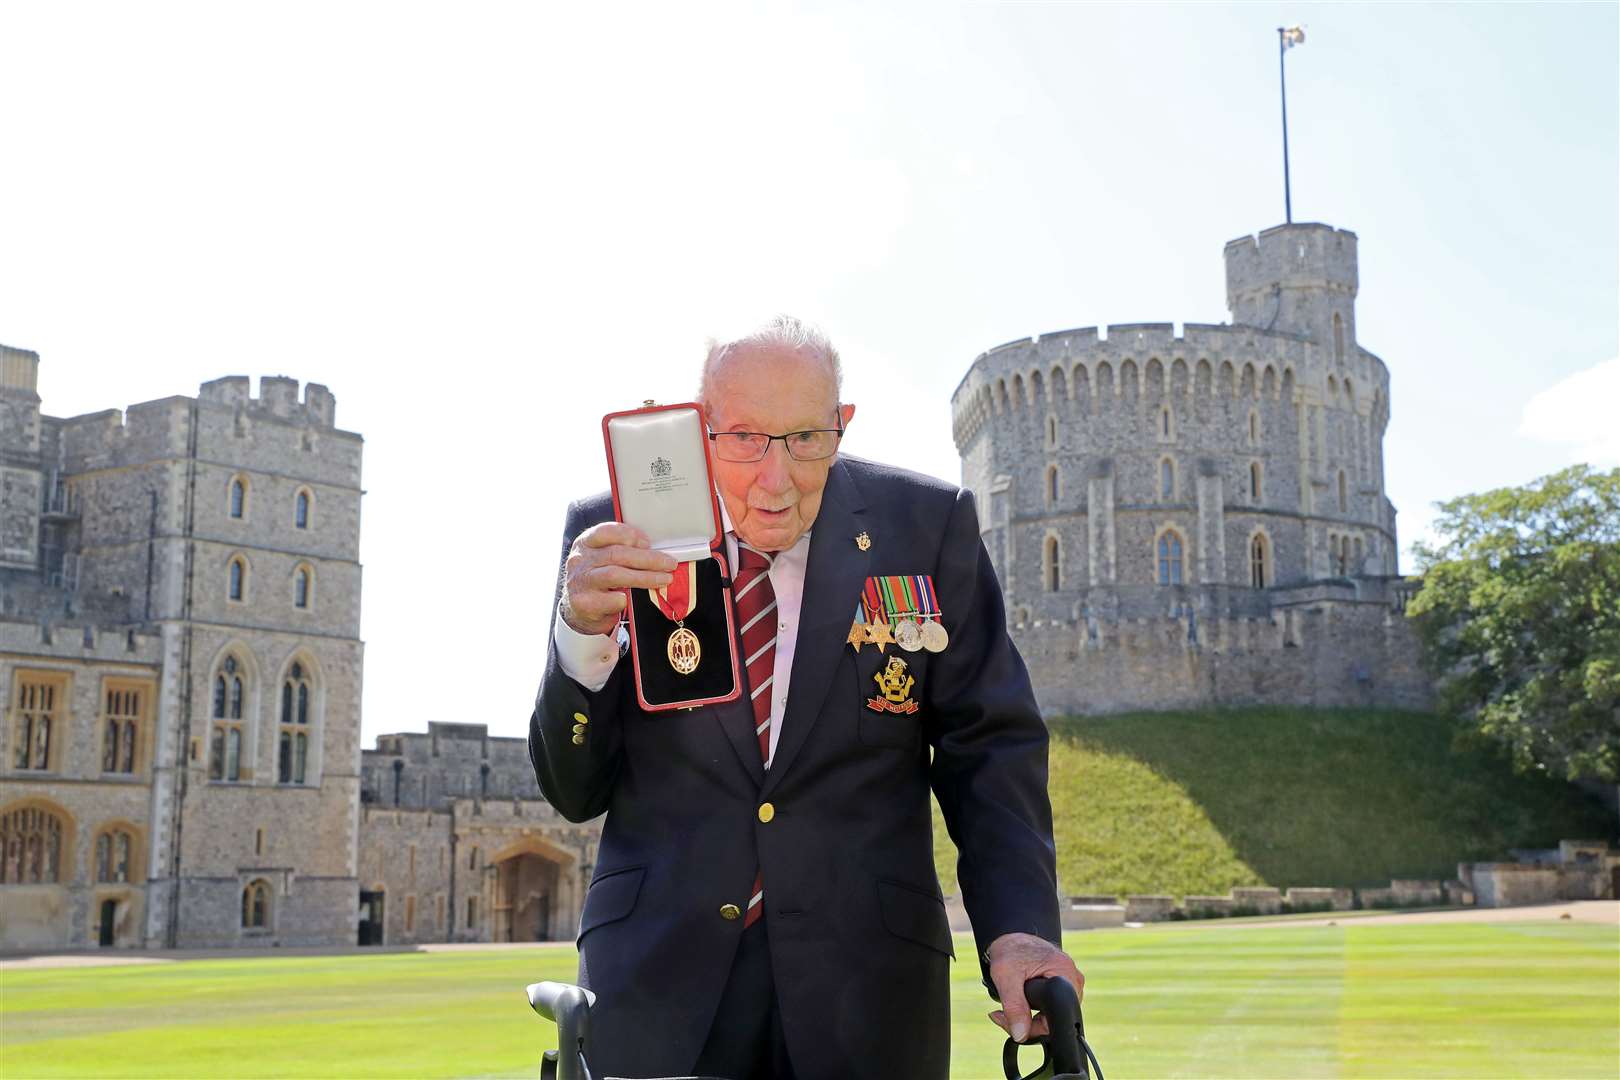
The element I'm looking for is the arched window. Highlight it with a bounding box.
[100,683,146,775]
[1338,471,1348,513]
[94,828,134,883]
[210,654,246,783]
[1159,406,1173,441]
[1046,415,1057,449]
[1250,462,1263,504]
[294,566,311,610]
[229,477,247,520]
[1333,313,1344,363]
[242,879,271,929]
[0,803,65,884]
[228,557,246,602]
[278,661,312,785]
[294,489,311,530]
[1160,458,1176,500]
[1249,410,1259,445]
[1156,531,1184,586]
[1044,536,1061,592]
[1251,535,1269,588]
[1046,465,1059,507]
[11,672,66,772]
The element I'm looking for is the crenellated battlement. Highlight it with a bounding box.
[198,375,337,427]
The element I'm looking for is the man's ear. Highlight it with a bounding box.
[840,402,856,427]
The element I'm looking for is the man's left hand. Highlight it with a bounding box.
[986,932,1084,1043]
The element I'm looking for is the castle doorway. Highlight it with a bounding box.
[358,889,385,946]
[98,899,116,947]
[493,852,561,942]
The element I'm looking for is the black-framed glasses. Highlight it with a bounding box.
[707,412,845,462]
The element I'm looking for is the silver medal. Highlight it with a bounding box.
[919,619,949,652]
[894,618,923,652]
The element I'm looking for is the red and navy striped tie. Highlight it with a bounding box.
[733,542,777,928]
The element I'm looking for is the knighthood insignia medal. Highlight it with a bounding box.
[651,560,701,675]
[866,655,919,715]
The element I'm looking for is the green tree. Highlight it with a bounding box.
[1408,465,1620,783]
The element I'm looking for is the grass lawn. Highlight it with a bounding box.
[3,920,1615,1079]
[935,708,1616,899]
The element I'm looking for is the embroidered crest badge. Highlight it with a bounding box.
[866,655,919,715]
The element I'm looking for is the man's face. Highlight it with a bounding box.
[706,344,855,552]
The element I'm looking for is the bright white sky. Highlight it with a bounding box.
[3,2,1615,743]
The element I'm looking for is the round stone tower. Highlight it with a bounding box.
[950,223,1418,715]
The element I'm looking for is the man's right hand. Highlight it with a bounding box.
[560,523,677,637]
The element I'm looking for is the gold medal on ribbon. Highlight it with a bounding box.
[651,560,701,676]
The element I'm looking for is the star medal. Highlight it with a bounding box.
[651,560,701,675]
[913,574,949,652]
[865,618,894,653]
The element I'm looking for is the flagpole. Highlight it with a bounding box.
[1278,26,1293,224]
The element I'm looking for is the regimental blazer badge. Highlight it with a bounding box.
[866,655,919,714]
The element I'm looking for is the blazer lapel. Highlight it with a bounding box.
[760,460,868,800]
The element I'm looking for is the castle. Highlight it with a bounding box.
[0,350,592,950]
[0,220,1432,952]
[951,222,1431,715]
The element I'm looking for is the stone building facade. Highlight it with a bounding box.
[355,722,596,946]
[951,222,1432,715]
[1,349,364,949]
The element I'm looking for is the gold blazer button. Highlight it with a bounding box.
[572,712,589,724]
[719,903,741,920]
[757,802,775,823]
[571,733,586,746]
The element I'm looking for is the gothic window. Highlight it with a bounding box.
[1160,458,1176,500]
[1046,415,1058,448]
[1044,536,1061,592]
[228,557,247,602]
[1249,410,1259,445]
[1339,471,1348,513]
[0,804,64,884]
[294,489,311,530]
[101,683,146,775]
[94,828,134,883]
[1333,313,1344,364]
[242,879,271,929]
[294,566,312,610]
[1251,535,1270,588]
[1250,462,1263,504]
[210,655,246,782]
[11,673,66,772]
[1156,531,1184,586]
[229,477,247,520]
[1159,406,1174,442]
[1046,465,1059,507]
[278,661,312,785]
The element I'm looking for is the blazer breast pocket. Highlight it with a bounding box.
[854,648,926,750]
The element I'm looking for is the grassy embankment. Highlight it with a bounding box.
[3,921,1616,1078]
[933,708,1615,898]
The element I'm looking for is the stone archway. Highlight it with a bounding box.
[488,836,576,943]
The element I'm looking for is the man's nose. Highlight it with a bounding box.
[756,439,794,489]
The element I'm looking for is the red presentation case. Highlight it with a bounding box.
[601,401,741,712]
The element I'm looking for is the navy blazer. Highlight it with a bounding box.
[529,456,1060,1080]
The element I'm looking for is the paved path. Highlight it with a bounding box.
[4,903,1613,970]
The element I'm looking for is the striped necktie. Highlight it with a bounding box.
[732,542,777,927]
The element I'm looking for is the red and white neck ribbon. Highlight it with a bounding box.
[650,560,697,623]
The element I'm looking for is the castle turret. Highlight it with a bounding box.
[1225,223,1358,363]
[0,345,43,571]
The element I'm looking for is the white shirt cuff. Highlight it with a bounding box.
[553,611,620,692]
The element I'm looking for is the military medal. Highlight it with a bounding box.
[651,560,701,675]
[893,618,923,652]
[913,574,949,652]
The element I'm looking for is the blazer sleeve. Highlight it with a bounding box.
[923,486,1062,986]
[529,498,632,823]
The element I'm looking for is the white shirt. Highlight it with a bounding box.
[551,505,811,769]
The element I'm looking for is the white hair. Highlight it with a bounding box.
[698,314,843,411]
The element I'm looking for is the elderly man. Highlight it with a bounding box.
[531,316,1080,1079]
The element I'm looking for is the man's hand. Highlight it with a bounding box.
[986,932,1084,1043]
[561,523,676,636]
